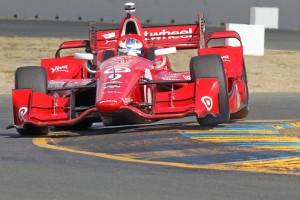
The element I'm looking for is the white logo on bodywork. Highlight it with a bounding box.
[144,28,193,40]
[221,55,231,62]
[18,107,28,122]
[201,96,213,111]
[101,32,117,44]
[104,66,131,74]
[48,80,66,88]
[51,65,69,73]
[182,75,191,80]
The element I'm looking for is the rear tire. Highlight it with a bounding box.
[15,66,49,136]
[190,54,229,126]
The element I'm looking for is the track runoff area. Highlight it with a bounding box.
[33,120,300,175]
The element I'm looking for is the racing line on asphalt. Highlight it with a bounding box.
[33,120,300,175]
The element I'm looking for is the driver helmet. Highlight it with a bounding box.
[117,37,144,57]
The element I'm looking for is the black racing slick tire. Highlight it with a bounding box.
[15,66,47,93]
[54,120,93,131]
[15,66,49,136]
[190,54,229,126]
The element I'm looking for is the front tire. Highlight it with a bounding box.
[190,54,229,126]
[15,66,49,136]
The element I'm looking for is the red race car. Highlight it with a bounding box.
[8,2,249,136]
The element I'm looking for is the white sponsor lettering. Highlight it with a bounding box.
[66,81,78,87]
[182,75,191,80]
[201,96,213,111]
[65,80,93,87]
[100,100,118,104]
[105,57,131,66]
[144,28,193,40]
[107,91,122,94]
[101,32,117,44]
[105,83,120,89]
[221,55,231,62]
[48,80,66,88]
[104,66,131,74]
[18,107,28,122]
[162,77,180,81]
[122,97,133,105]
[51,65,69,73]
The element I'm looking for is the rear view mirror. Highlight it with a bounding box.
[154,47,176,56]
[74,53,96,73]
[153,47,176,70]
[74,53,94,61]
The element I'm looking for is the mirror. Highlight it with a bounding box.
[154,47,176,56]
[74,53,94,61]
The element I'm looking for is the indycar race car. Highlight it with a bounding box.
[8,2,249,136]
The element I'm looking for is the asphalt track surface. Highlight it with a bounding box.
[1,93,300,200]
[1,20,300,200]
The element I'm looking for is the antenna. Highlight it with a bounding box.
[124,2,136,16]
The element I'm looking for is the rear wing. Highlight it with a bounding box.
[144,24,200,49]
[89,13,206,53]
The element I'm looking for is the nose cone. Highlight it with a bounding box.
[96,99,122,113]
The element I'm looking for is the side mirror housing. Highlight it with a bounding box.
[154,47,176,56]
[74,53,94,61]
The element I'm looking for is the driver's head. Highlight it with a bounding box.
[117,37,144,56]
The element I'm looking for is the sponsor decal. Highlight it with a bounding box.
[101,32,117,44]
[201,96,213,111]
[18,107,28,122]
[221,55,231,62]
[183,75,191,80]
[144,28,193,40]
[162,77,180,81]
[107,91,122,94]
[104,66,131,74]
[66,81,77,87]
[108,74,122,81]
[122,97,133,105]
[105,83,120,89]
[104,57,131,66]
[100,100,118,104]
[48,80,66,88]
[51,65,69,73]
[66,80,90,87]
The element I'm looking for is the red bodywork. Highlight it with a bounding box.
[11,11,248,130]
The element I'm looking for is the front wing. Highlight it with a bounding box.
[11,78,221,128]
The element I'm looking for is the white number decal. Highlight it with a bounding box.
[108,74,122,80]
[104,67,131,74]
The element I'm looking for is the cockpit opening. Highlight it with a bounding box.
[125,21,138,34]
